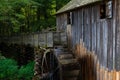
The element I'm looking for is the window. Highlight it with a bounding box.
[67,12,73,24]
[100,1,112,19]
[100,3,106,19]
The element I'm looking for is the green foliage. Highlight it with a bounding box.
[18,61,35,80]
[0,58,34,80]
[56,0,70,10]
[0,53,5,59]
[0,0,70,36]
[0,59,18,80]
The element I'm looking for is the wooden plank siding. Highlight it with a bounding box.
[116,0,120,71]
[72,5,115,70]
[56,0,120,71]
[56,13,67,32]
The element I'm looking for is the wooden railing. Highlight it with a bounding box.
[0,32,67,47]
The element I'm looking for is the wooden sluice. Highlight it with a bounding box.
[33,42,120,80]
[54,46,80,80]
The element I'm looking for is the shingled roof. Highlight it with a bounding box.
[56,0,101,14]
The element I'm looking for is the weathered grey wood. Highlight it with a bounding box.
[46,32,53,47]
[33,34,39,47]
[67,25,72,49]
[56,13,68,32]
[55,0,119,71]
[112,0,117,70]
[115,0,120,71]
[102,20,108,68]
[39,33,46,47]
[92,23,97,53]
[53,32,60,45]
[60,32,67,45]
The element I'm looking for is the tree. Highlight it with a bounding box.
[0,0,40,36]
[0,0,70,36]
[56,0,70,10]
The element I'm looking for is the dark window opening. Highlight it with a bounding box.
[100,4,106,19]
[67,12,73,24]
[67,12,70,24]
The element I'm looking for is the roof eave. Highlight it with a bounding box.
[56,0,102,15]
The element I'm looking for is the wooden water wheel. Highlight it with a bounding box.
[34,46,80,80]
[40,49,60,80]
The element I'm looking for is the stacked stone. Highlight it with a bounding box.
[33,47,45,80]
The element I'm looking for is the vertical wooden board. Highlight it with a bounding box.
[81,9,84,42]
[115,34,120,70]
[75,11,78,45]
[79,9,82,41]
[78,9,81,43]
[96,5,100,22]
[38,33,46,47]
[112,0,117,70]
[102,20,108,68]
[73,11,76,46]
[115,0,120,71]
[62,13,67,31]
[116,72,119,80]
[82,9,85,43]
[86,24,90,51]
[91,7,94,24]
[84,23,87,49]
[100,21,103,66]
[57,14,67,31]
[96,22,101,62]
[53,32,60,45]
[90,7,93,51]
[47,32,53,47]
[84,9,88,49]
[83,8,87,48]
[64,14,67,31]
[86,7,91,51]
[71,11,75,48]
[33,34,38,47]
[87,8,91,51]
[76,10,79,44]
[104,70,107,80]
[60,32,67,45]
[77,10,80,44]
[71,20,74,48]
[67,25,72,48]
[107,20,113,70]
[92,23,97,52]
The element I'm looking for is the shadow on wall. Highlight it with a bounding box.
[74,42,120,80]
[77,54,96,80]
[74,43,96,80]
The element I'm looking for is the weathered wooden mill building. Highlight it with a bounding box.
[56,0,120,79]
